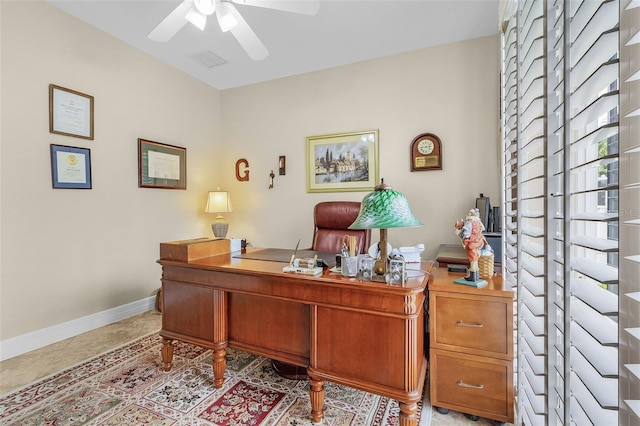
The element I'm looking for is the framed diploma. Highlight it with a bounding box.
[49,84,94,140]
[138,139,187,189]
[50,144,92,189]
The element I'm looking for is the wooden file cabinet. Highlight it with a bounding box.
[429,268,514,424]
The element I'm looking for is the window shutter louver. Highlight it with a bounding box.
[619,0,640,423]
[518,1,548,425]
[567,1,619,424]
[500,0,633,424]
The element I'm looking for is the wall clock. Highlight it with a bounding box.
[410,133,442,171]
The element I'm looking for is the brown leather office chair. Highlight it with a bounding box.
[310,201,371,255]
[272,201,371,380]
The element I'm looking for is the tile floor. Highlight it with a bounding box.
[0,310,163,395]
[0,310,504,425]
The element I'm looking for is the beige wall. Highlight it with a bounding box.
[1,0,500,347]
[0,1,221,340]
[220,35,501,260]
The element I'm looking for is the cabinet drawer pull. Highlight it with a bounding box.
[456,321,483,328]
[457,380,484,389]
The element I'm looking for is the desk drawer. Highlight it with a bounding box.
[430,349,513,423]
[431,292,509,358]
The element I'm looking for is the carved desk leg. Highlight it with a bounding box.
[213,348,227,389]
[161,338,174,372]
[399,401,418,426]
[309,375,325,424]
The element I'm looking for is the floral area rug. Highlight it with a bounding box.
[0,333,431,425]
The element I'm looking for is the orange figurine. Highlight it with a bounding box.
[454,208,488,282]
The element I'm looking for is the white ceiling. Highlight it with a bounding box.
[46,0,500,90]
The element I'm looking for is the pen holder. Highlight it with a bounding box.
[479,253,494,279]
[341,255,358,277]
[478,243,495,280]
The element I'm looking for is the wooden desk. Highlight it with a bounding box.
[158,248,431,426]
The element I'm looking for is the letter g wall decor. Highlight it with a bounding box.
[236,159,249,181]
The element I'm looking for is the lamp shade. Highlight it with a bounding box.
[349,180,422,230]
[205,191,233,214]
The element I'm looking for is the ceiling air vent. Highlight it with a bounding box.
[190,50,227,68]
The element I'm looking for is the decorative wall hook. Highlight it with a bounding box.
[269,170,275,189]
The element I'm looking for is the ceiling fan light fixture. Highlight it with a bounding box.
[216,2,239,32]
[194,0,216,15]
[185,8,207,30]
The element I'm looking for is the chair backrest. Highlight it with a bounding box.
[311,201,371,254]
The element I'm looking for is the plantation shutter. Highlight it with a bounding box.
[501,0,626,424]
[501,0,518,293]
[518,1,548,425]
[565,0,620,424]
[619,0,640,423]
[547,0,567,422]
[500,11,522,422]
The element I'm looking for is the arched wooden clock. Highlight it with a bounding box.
[410,133,442,171]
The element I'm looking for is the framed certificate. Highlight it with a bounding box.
[50,144,92,189]
[138,139,187,189]
[49,84,94,140]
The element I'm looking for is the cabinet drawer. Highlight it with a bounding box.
[430,349,514,423]
[430,291,511,358]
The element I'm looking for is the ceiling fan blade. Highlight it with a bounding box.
[227,5,269,60]
[231,0,319,15]
[148,0,193,42]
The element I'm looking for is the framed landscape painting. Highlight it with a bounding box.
[306,129,379,193]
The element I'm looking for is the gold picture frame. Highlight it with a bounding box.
[306,130,379,193]
[49,84,94,140]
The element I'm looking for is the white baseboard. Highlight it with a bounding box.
[0,296,156,361]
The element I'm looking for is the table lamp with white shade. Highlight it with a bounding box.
[205,190,233,239]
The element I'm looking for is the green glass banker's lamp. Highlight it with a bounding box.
[349,179,423,281]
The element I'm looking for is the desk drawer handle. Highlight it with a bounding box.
[456,321,483,328]
[457,380,484,389]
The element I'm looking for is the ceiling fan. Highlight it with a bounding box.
[148,0,320,61]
